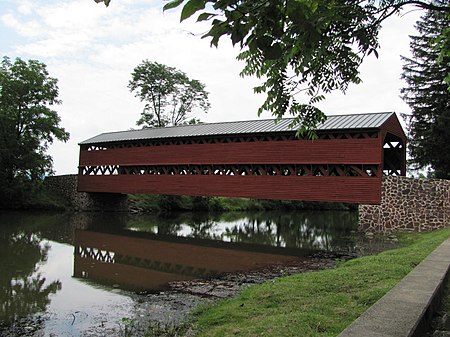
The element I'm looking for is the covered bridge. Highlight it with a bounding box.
[78,112,406,204]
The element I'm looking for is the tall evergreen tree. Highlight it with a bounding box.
[401,4,450,179]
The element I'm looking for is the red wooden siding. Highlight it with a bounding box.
[381,114,407,143]
[79,138,381,166]
[78,175,381,204]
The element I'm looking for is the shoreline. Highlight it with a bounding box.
[0,256,336,337]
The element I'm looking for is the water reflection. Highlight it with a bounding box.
[0,213,64,326]
[124,211,358,252]
[0,210,363,334]
[72,211,358,292]
[73,228,300,292]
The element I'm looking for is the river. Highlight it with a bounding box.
[0,210,395,336]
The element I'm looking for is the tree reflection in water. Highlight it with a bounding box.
[125,211,358,253]
[222,212,357,251]
[225,217,278,246]
[0,230,61,326]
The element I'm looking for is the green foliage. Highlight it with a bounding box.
[117,317,190,337]
[93,0,111,6]
[0,57,69,208]
[401,4,450,179]
[128,194,227,213]
[128,194,355,213]
[129,60,210,128]
[161,0,450,135]
[143,321,189,337]
[118,317,136,337]
[97,1,450,134]
[191,228,450,337]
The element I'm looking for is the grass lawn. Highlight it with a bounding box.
[190,229,450,337]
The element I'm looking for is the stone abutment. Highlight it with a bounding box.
[359,176,450,232]
[44,174,128,211]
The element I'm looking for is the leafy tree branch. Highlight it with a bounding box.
[95,0,449,134]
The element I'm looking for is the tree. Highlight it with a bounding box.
[401,2,450,179]
[129,60,210,128]
[0,57,69,206]
[95,0,449,135]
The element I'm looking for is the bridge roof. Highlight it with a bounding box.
[80,111,396,145]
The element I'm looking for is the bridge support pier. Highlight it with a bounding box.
[45,174,128,212]
[359,176,450,232]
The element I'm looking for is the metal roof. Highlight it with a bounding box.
[80,112,396,145]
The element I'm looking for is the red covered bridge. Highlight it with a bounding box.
[78,112,406,204]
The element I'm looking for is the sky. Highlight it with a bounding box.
[0,0,423,175]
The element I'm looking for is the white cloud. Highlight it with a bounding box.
[18,1,34,15]
[38,1,104,29]
[1,13,42,37]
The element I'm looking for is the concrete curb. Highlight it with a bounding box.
[338,238,450,337]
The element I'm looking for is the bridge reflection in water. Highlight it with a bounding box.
[73,229,306,292]
[72,211,362,292]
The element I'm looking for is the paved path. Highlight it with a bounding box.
[338,238,450,337]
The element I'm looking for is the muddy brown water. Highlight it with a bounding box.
[0,210,397,336]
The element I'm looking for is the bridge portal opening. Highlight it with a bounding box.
[383,133,406,176]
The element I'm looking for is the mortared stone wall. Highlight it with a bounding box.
[45,174,128,211]
[359,176,450,232]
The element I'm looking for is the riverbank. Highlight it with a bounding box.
[0,253,336,337]
[127,194,356,213]
[186,228,450,337]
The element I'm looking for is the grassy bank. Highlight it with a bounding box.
[188,229,450,337]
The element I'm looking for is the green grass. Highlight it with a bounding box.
[190,229,450,337]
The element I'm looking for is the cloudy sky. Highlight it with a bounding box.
[1,0,422,175]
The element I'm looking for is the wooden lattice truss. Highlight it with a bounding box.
[80,163,380,177]
[79,130,405,178]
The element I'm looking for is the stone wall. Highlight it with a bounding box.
[359,176,450,232]
[44,174,128,211]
